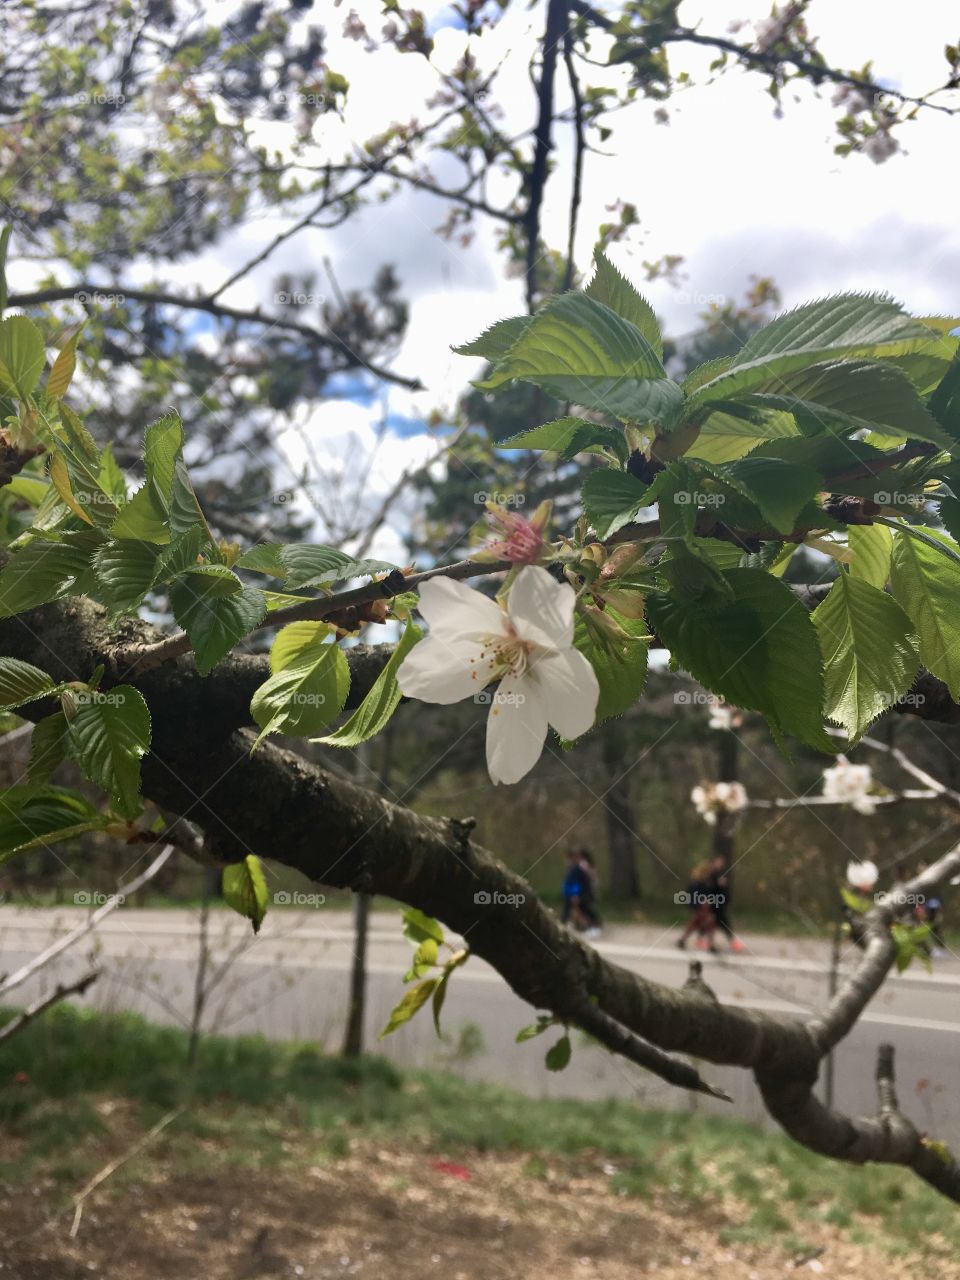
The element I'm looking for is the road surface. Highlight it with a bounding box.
[1,906,957,1141]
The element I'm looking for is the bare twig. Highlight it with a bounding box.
[0,845,175,1001]
[0,969,100,1045]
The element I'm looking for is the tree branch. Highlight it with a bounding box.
[6,286,424,392]
[0,969,100,1045]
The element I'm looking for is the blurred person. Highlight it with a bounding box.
[578,849,602,939]
[676,860,717,952]
[560,849,589,932]
[708,854,745,954]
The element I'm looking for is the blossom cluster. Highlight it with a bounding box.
[690,781,749,826]
[822,757,876,815]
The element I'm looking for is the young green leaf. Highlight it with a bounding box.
[584,250,663,359]
[47,329,81,399]
[890,527,960,699]
[0,533,102,617]
[222,853,269,934]
[453,314,532,361]
[813,574,918,742]
[545,1033,572,1072]
[250,620,350,740]
[379,978,438,1039]
[313,624,421,748]
[401,906,444,946]
[432,948,469,1036]
[475,293,678,423]
[28,712,70,784]
[0,657,56,711]
[0,314,46,398]
[0,785,109,866]
[92,539,159,612]
[170,567,267,676]
[848,523,893,589]
[500,417,628,462]
[647,569,834,751]
[581,470,653,540]
[65,685,151,819]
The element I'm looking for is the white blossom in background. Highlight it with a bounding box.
[846,859,880,891]
[690,781,749,826]
[396,565,599,786]
[822,756,877,815]
[706,698,743,731]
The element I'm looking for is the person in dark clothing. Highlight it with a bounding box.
[577,849,602,937]
[708,854,744,953]
[561,850,589,931]
[676,859,717,951]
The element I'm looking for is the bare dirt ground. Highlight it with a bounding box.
[2,1135,955,1280]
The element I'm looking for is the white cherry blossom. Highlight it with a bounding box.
[397,565,599,785]
[822,757,876,815]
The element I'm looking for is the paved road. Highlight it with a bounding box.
[1,907,958,1141]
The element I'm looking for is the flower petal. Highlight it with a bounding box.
[507,565,575,651]
[485,674,548,785]
[530,646,599,739]
[416,575,504,640]
[397,635,495,705]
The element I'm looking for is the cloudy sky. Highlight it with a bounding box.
[216,0,959,557]
[21,1,960,560]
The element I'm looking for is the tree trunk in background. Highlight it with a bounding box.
[342,890,371,1058]
[342,726,395,1057]
[713,728,739,863]
[602,725,641,900]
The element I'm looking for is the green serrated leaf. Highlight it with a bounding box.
[453,314,532,361]
[848,524,893,589]
[718,456,823,534]
[581,470,652,539]
[585,250,663,359]
[0,785,108,865]
[401,906,444,946]
[813,574,918,742]
[647,569,834,751]
[47,330,81,399]
[573,609,648,725]
[379,978,438,1039]
[545,1033,572,1071]
[171,569,267,676]
[890,527,960,700]
[501,417,627,461]
[313,624,421,748]
[65,685,151,819]
[476,293,676,423]
[250,620,350,740]
[28,713,70,784]
[0,657,55,711]
[0,532,102,617]
[92,540,159,612]
[0,315,46,398]
[222,853,269,934]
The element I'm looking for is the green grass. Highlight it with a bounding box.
[0,1005,957,1260]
